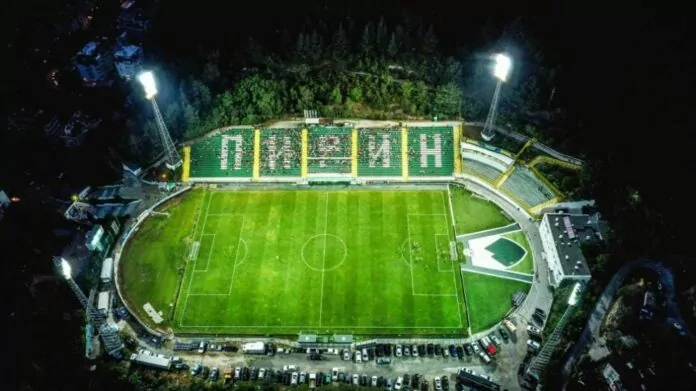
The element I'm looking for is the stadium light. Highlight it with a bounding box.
[60,258,72,280]
[493,53,512,82]
[137,71,158,100]
[482,53,513,141]
[137,70,182,169]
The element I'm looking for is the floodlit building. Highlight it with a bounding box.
[73,40,114,86]
[114,44,143,80]
[539,212,605,287]
[602,363,623,391]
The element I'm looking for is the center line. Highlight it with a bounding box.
[319,192,328,326]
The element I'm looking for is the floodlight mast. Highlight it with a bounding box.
[138,71,182,170]
[481,53,512,141]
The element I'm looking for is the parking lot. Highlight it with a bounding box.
[160,338,528,390]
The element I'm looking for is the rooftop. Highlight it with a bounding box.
[114,44,141,59]
[78,41,99,57]
[546,213,603,277]
[131,352,171,369]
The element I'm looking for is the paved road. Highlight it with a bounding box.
[560,259,692,388]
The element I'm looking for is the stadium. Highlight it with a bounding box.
[116,120,569,337]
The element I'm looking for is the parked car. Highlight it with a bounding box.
[532,313,545,326]
[210,367,219,381]
[427,344,434,356]
[362,348,369,360]
[472,343,481,354]
[403,344,410,356]
[503,318,517,333]
[527,325,542,338]
[490,335,501,347]
[377,357,391,365]
[385,344,393,356]
[418,345,426,356]
[411,345,418,357]
[463,343,473,356]
[478,351,491,364]
[372,376,379,387]
[448,345,457,357]
[191,363,202,376]
[441,376,449,391]
[234,367,241,380]
[291,372,299,386]
[355,350,362,362]
[395,345,403,357]
[395,376,404,390]
[332,368,339,381]
[299,372,306,384]
[259,368,266,380]
[434,377,442,391]
[498,326,509,342]
[527,339,541,351]
[352,374,360,386]
[455,346,464,359]
[343,349,351,361]
[434,344,443,356]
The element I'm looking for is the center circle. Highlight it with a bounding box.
[301,234,347,272]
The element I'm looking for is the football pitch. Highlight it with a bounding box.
[120,187,526,335]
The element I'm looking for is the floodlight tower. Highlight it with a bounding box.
[481,53,512,141]
[53,257,124,356]
[138,71,182,169]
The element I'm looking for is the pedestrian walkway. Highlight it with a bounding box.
[455,222,520,242]
[460,263,534,283]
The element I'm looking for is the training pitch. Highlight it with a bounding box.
[120,187,526,335]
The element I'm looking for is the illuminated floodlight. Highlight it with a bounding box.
[60,258,72,280]
[493,53,512,82]
[568,282,582,306]
[137,71,158,99]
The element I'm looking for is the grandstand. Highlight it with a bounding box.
[501,166,555,207]
[307,126,353,175]
[357,128,403,177]
[407,127,454,177]
[463,158,503,183]
[189,128,254,179]
[259,128,302,177]
[186,124,458,181]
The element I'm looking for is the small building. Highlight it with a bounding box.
[602,363,623,391]
[117,1,150,37]
[643,291,656,309]
[97,291,110,314]
[130,352,172,370]
[241,342,266,354]
[113,44,143,80]
[101,257,114,283]
[539,212,605,287]
[73,40,114,87]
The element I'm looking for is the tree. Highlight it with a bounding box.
[387,33,398,58]
[332,23,349,59]
[329,86,343,105]
[433,82,462,118]
[202,61,220,84]
[294,32,308,60]
[422,25,438,54]
[310,29,323,60]
[361,22,375,55]
[348,86,363,103]
[376,17,388,50]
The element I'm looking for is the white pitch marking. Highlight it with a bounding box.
[180,190,213,327]
[319,192,329,326]
[227,217,246,295]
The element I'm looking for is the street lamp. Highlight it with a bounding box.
[481,53,512,141]
[137,71,182,170]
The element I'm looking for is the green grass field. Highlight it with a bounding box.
[449,186,511,235]
[461,271,532,331]
[503,231,534,274]
[120,186,529,335]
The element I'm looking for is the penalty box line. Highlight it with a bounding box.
[180,190,214,327]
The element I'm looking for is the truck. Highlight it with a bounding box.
[309,373,317,389]
[224,368,233,383]
[241,341,266,354]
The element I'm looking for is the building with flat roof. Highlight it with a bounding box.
[602,363,623,391]
[114,44,142,80]
[130,352,172,370]
[97,291,110,314]
[73,40,114,86]
[539,212,605,287]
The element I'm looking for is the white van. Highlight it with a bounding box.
[503,319,517,333]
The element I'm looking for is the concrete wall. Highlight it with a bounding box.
[461,142,514,166]
[462,151,509,172]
